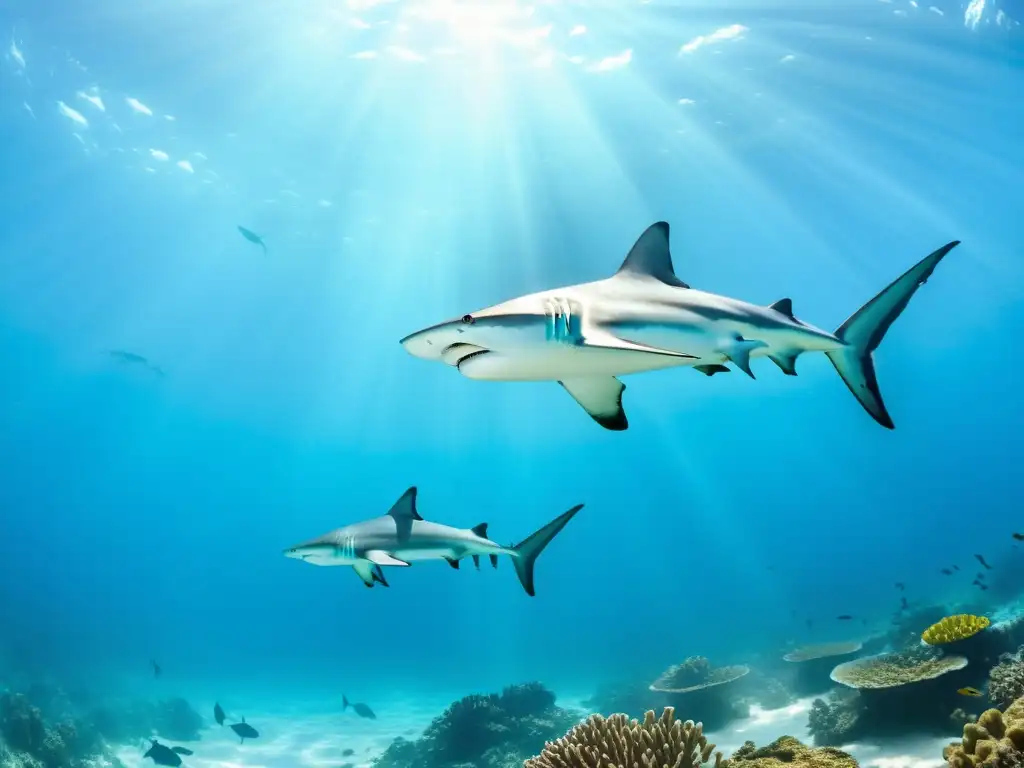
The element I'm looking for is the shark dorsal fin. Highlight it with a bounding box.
[615,222,690,288]
[386,487,423,521]
[769,298,795,319]
[471,522,488,538]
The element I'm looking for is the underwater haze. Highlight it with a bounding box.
[0,1,1023,767]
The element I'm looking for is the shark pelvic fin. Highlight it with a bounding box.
[489,554,498,568]
[365,550,410,567]
[694,364,730,377]
[386,487,422,521]
[559,376,628,431]
[582,327,698,359]
[768,350,800,376]
[615,221,690,288]
[472,555,480,570]
[769,298,795,319]
[471,522,488,538]
[371,564,389,586]
[720,337,768,379]
[443,556,460,569]
[353,560,377,587]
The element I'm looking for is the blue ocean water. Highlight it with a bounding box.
[0,0,1022,760]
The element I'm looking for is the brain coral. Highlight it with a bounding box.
[524,707,721,768]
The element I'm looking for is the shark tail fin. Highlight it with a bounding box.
[509,504,584,596]
[825,240,960,429]
[342,695,350,711]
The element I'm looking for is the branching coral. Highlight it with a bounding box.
[807,698,859,747]
[524,707,721,768]
[943,696,1024,768]
[0,689,117,768]
[990,649,1024,711]
[723,736,857,768]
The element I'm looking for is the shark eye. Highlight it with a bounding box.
[461,314,475,325]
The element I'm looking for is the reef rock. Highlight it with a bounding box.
[724,736,858,768]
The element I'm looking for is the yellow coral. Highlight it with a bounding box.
[922,615,991,646]
[943,696,1024,768]
[524,707,721,768]
[724,736,857,768]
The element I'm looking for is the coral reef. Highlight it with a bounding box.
[524,707,720,768]
[943,696,1024,768]
[807,694,860,748]
[804,646,983,743]
[372,682,580,768]
[989,648,1024,710]
[781,643,864,697]
[723,736,857,768]
[0,690,120,768]
[923,616,992,646]
[87,697,204,743]
[645,657,751,730]
[650,658,750,695]
[830,649,968,689]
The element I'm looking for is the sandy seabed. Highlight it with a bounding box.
[111,694,951,768]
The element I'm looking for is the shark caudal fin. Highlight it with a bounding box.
[510,504,584,596]
[825,240,960,429]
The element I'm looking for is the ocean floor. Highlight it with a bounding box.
[112,694,952,768]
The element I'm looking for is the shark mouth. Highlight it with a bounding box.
[442,343,490,368]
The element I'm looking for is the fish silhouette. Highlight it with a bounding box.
[237,225,268,254]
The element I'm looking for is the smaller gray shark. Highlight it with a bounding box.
[284,487,583,596]
[237,225,267,255]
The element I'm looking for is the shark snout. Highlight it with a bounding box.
[400,326,444,360]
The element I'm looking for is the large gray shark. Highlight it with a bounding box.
[283,487,583,596]
[400,221,960,430]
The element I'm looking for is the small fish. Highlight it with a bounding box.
[895,582,905,591]
[230,717,259,744]
[214,702,226,726]
[976,572,986,580]
[900,596,908,610]
[342,749,354,757]
[143,740,182,767]
[975,554,992,570]
[237,225,268,255]
[170,747,193,756]
[941,568,953,576]
[972,580,989,591]
[110,350,165,377]
[953,565,960,571]
[1012,532,1024,541]
[958,687,983,697]
[343,694,376,719]
[836,615,853,621]
[151,659,161,678]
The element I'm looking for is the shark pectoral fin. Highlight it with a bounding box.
[582,328,697,359]
[719,337,768,379]
[365,550,410,567]
[559,377,628,431]
[472,555,480,570]
[353,561,376,587]
[694,364,730,377]
[443,556,460,569]
[768,350,800,376]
